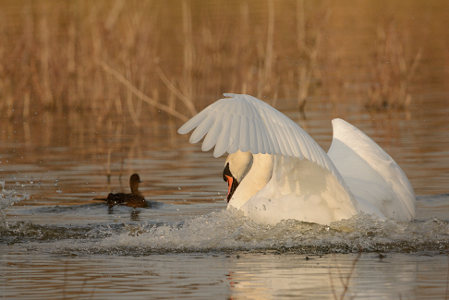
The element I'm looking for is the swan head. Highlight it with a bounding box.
[223,151,252,202]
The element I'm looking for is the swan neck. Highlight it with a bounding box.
[229,153,273,210]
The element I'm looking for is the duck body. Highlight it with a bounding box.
[178,93,415,225]
[104,192,148,208]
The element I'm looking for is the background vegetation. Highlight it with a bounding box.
[0,0,447,123]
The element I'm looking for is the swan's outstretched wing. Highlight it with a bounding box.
[178,93,337,176]
[328,118,415,221]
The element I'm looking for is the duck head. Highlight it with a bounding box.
[129,173,142,194]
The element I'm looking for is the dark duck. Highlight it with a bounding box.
[96,173,149,208]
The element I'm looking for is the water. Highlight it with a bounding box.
[1,252,448,300]
[1,94,449,298]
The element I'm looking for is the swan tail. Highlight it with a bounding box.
[328,118,415,221]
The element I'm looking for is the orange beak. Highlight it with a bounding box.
[223,162,239,203]
[225,175,233,198]
[224,174,239,203]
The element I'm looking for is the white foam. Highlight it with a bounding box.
[0,182,29,224]
[3,195,449,255]
[94,209,449,254]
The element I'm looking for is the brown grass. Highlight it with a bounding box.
[366,20,422,111]
[294,0,326,113]
[0,0,443,122]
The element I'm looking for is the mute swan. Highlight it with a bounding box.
[178,93,415,225]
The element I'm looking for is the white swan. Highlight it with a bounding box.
[178,93,415,225]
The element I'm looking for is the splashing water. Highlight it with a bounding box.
[3,202,447,256]
[0,181,29,225]
[90,210,449,255]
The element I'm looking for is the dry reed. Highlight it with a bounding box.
[294,0,325,113]
[0,1,434,123]
[366,20,422,111]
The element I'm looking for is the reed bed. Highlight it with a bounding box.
[0,0,443,122]
[366,20,421,111]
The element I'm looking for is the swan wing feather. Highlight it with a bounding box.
[178,93,337,175]
[328,118,415,220]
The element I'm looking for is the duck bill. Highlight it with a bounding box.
[225,175,239,203]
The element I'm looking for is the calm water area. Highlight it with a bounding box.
[1,0,449,299]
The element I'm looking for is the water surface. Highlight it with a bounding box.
[1,95,449,298]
